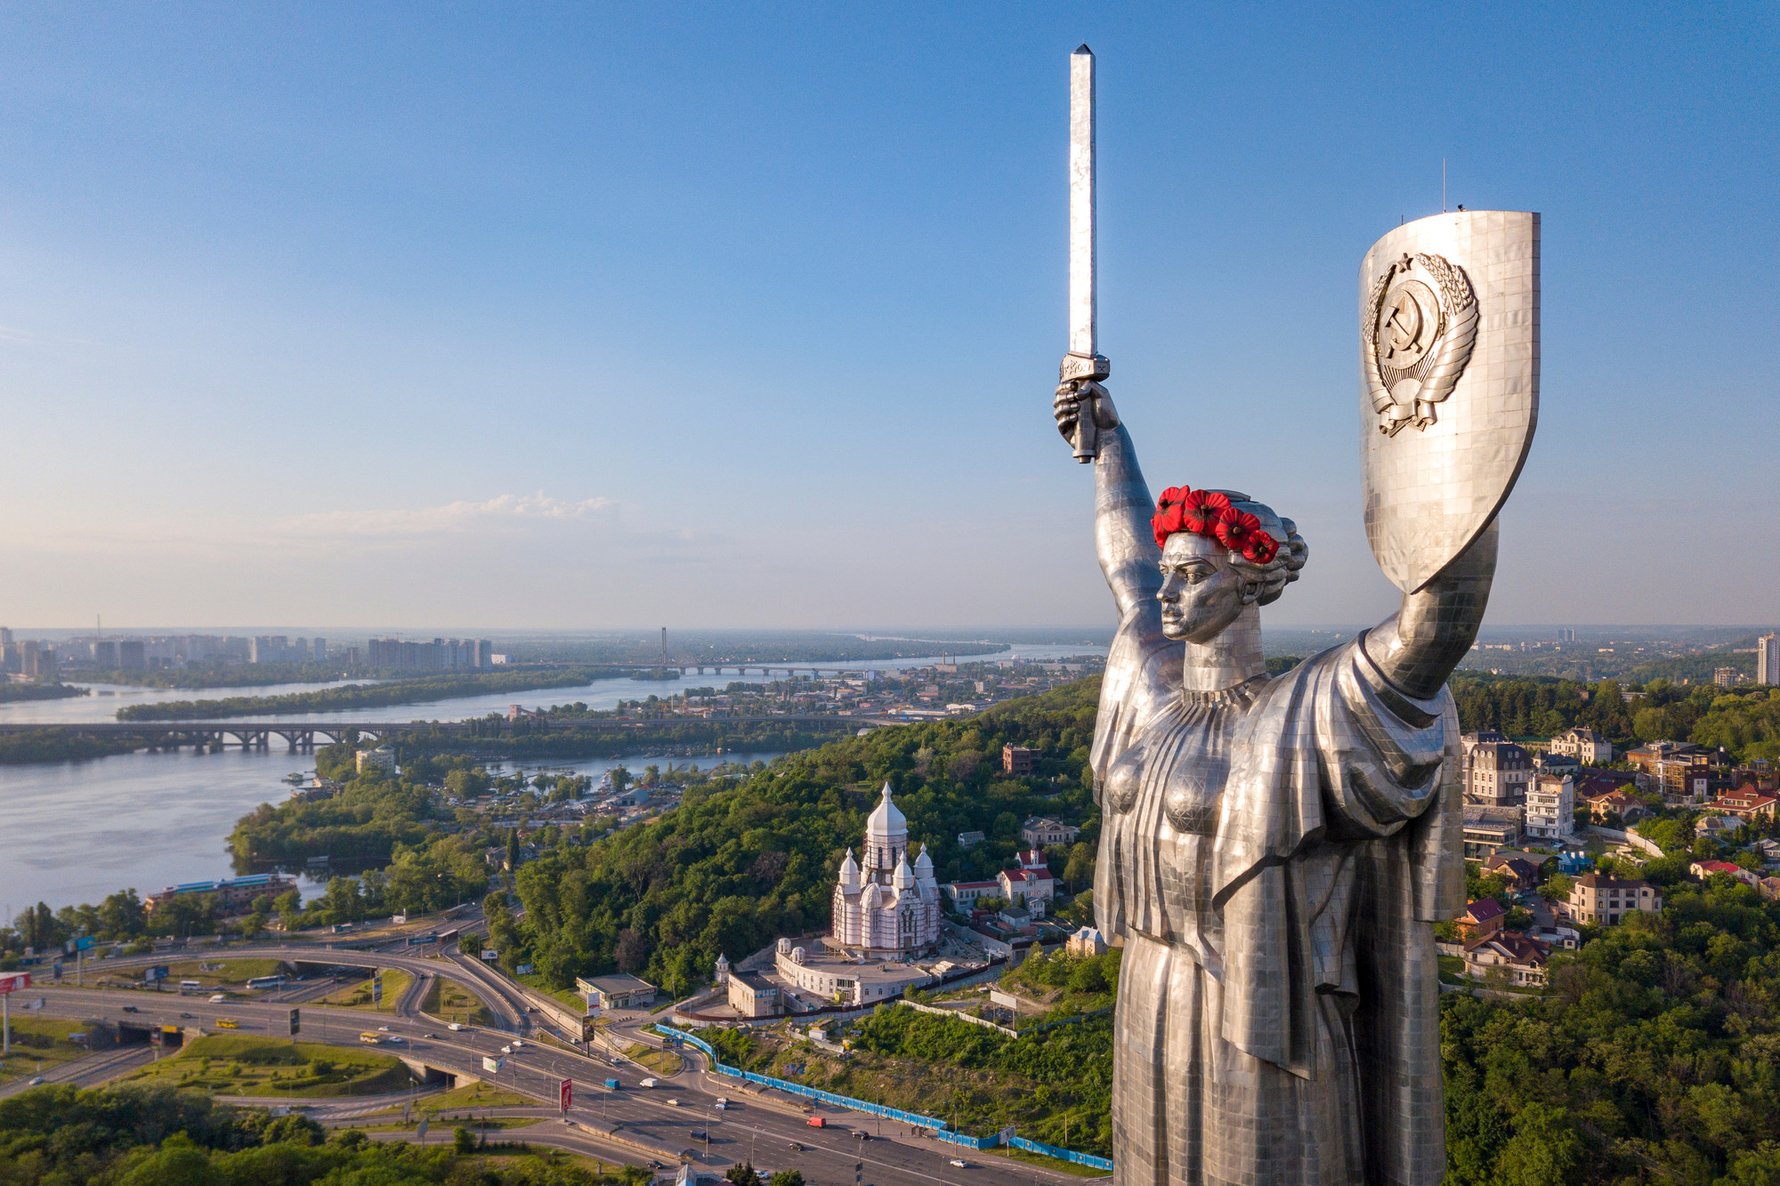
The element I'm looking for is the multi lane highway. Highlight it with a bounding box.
[7,970,1090,1186]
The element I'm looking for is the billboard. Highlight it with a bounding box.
[559,1078,572,1112]
[482,1055,504,1073]
[0,972,31,995]
[145,965,169,983]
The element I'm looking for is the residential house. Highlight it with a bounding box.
[1456,898,1506,943]
[1463,931,1552,988]
[1548,727,1614,765]
[1020,817,1080,848]
[997,850,1057,918]
[1066,926,1108,956]
[1690,860,1760,888]
[1464,740,1534,807]
[1001,744,1036,776]
[1567,873,1662,925]
[1483,854,1544,891]
[1707,784,1779,823]
[1462,806,1522,861]
[1525,774,1576,841]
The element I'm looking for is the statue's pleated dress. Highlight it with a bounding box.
[1093,616,1460,1186]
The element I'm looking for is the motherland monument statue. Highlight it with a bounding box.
[1052,47,1539,1185]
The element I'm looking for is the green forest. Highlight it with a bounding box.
[1452,676,1779,763]
[501,679,1100,996]
[1442,878,1780,1185]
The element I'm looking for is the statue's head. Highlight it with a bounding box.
[1151,487,1308,642]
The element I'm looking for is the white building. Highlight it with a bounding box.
[1525,773,1576,841]
[830,783,942,956]
[997,849,1058,918]
[1548,727,1613,765]
[1760,633,1779,686]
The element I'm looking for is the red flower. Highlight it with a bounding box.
[1242,530,1279,565]
[1182,489,1232,534]
[1157,486,1191,512]
[1151,504,1186,549]
[1214,506,1261,550]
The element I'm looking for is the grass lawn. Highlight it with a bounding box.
[986,1147,1112,1178]
[623,1042,684,1076]
[319,969,413,1012]
[164,958,291,985]
[354,1082,536,1124]
[125,1033,412,1097]
[0,1017,102,1085]
[417,1081,533,1113]
[421,977,493,1028]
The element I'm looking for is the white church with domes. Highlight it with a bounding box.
[831,783,942,956]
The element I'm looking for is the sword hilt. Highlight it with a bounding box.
[1060,353,1110,463]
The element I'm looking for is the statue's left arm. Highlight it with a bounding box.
[1361,520,1497,700]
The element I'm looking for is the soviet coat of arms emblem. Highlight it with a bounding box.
[1362,251,1478,435]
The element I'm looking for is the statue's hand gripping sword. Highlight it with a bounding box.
[1061,43,1110,462]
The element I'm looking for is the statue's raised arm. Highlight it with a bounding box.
[1052,378,1159,621]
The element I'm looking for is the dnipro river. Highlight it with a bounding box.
[0,645,1101,917]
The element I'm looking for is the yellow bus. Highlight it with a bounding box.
[215,1019,239,1029]
[359,1032,383,1044]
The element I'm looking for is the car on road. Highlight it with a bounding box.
[501,1044,513,1054]
[377,1026,391,1032]
[948,1159,968,1168]
[714,1098,728,1110]
[665,1098,679,1107]
[121,1005,139,1013]
[423,1032,439,1039]
[448,1022,466,1031]
[787,1141,804,1152]
[208,994,226,1003]
[511,1039,524,1049]
[638,1077,658,1089]
[178,1013,194,1019]
[27,1077,44,1086]
[689,1129,708,1141]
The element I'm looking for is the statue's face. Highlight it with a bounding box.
[1158,532,1247,642]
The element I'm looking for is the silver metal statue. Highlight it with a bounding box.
[1054,48,1539,1186]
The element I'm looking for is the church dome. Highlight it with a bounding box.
[866,781,907,839]
[893,853,917,891]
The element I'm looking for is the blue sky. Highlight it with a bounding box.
[0,3,1773,630]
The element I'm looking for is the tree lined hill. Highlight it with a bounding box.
[505,679,1101,996]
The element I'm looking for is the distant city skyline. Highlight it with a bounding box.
[1,7,1773,628]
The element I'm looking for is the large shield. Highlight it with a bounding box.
[1359,210,1539,592]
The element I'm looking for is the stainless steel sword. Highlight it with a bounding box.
[1062,43,1110,462]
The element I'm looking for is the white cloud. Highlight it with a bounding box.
[275,492,618,539]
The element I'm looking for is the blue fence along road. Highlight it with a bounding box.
[652,1023,1113,1172]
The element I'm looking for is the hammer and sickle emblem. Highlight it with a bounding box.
[1380,290,1423,363]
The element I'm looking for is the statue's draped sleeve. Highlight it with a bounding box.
[1210,635,1462,1183]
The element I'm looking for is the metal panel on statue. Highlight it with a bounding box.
[1360,210,1539,592]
